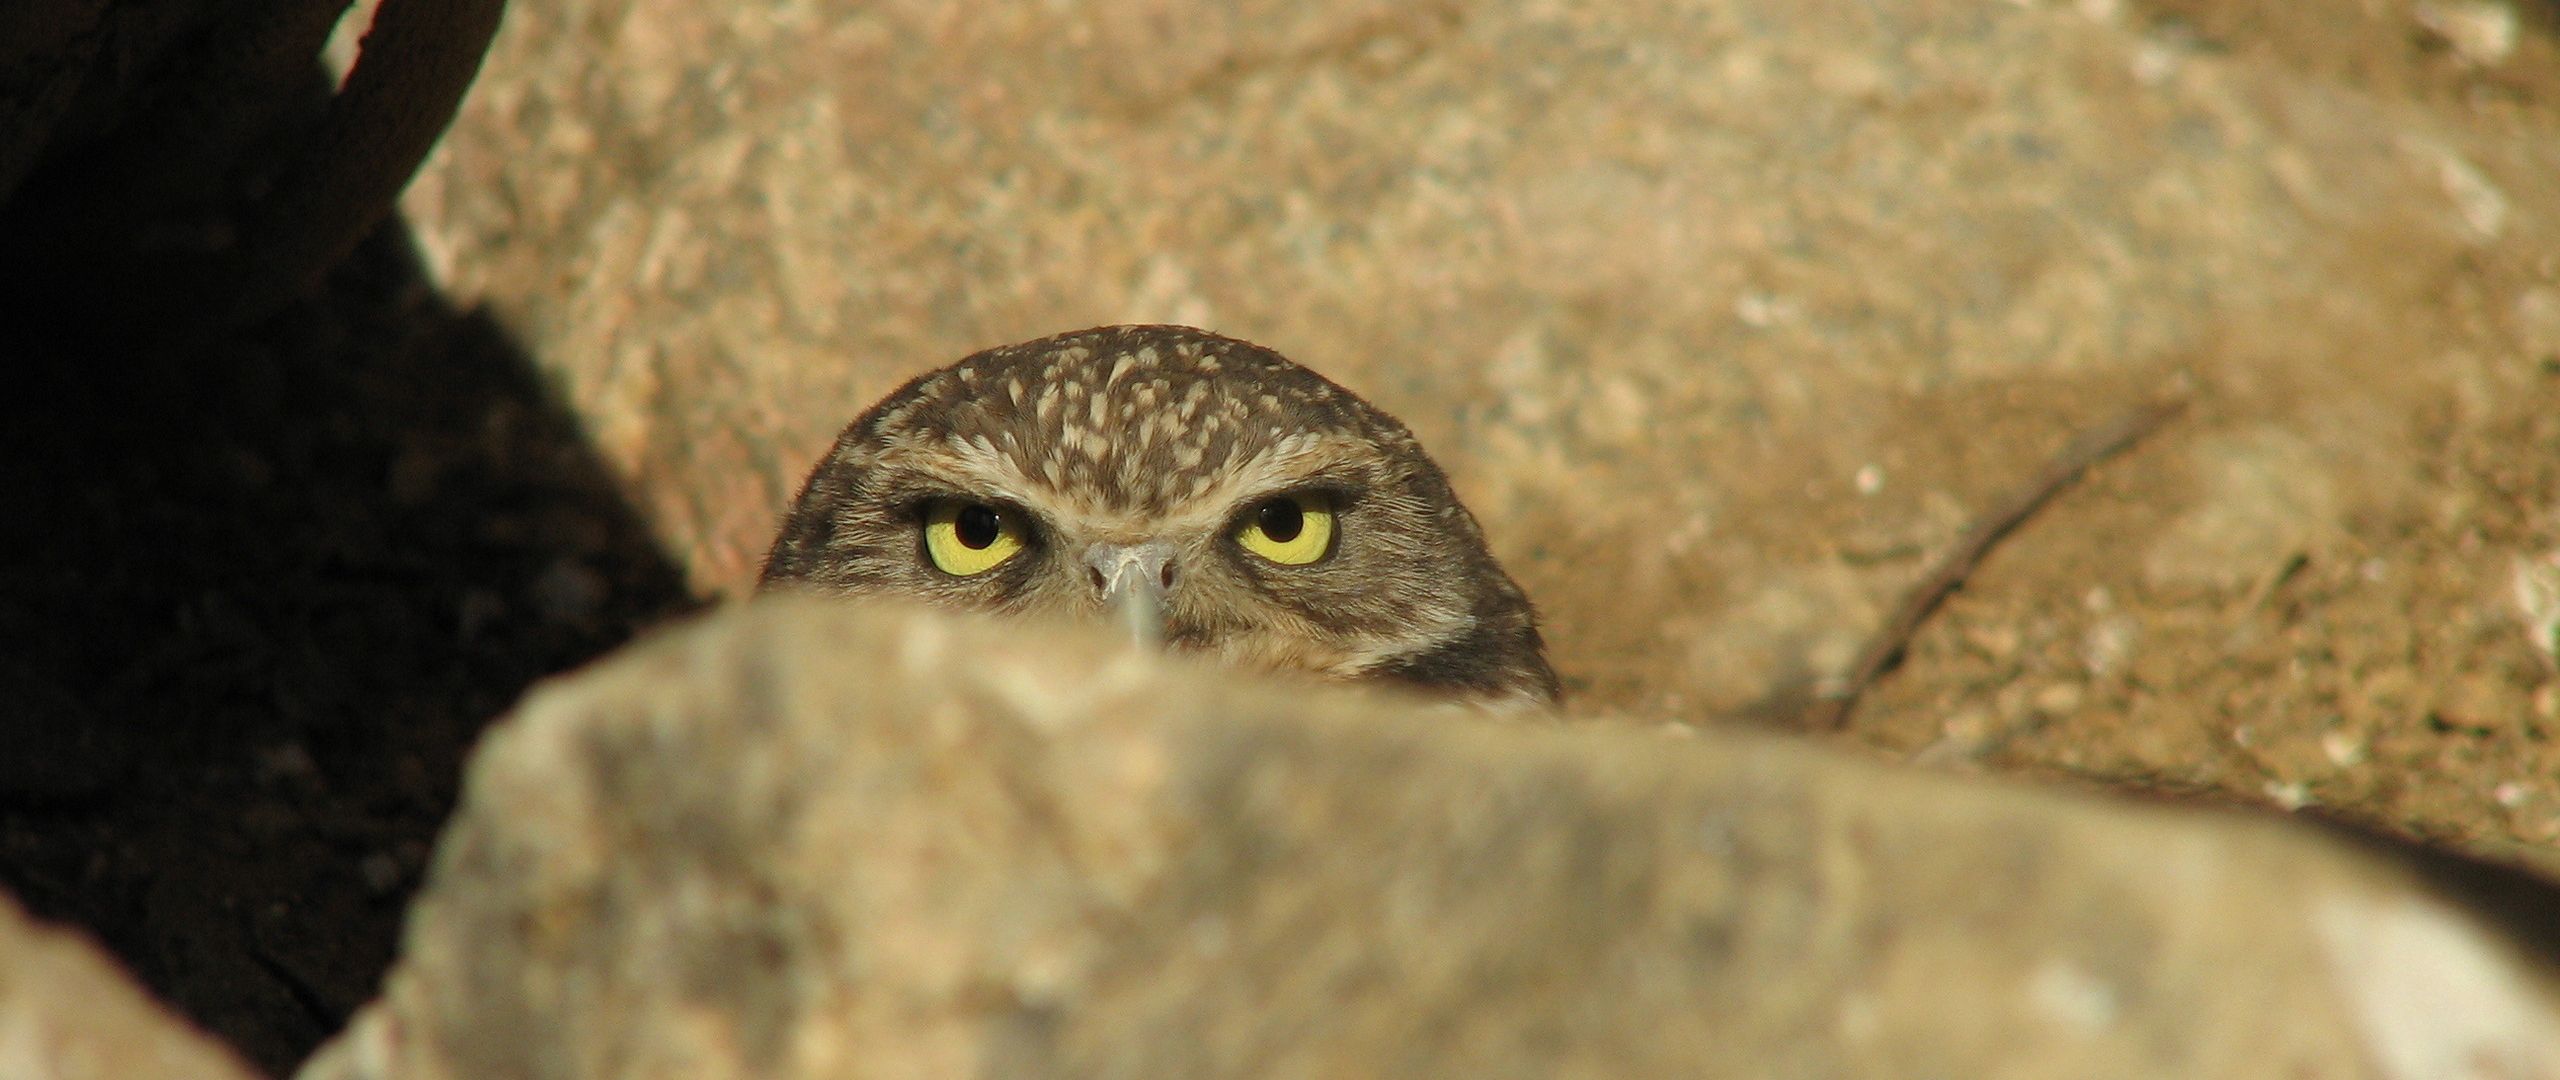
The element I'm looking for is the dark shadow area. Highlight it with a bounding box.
[0,217,701,1075]
[2306,811,2560,971]
[2004,766,2560,972]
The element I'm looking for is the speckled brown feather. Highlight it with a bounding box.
[761,324,1559,705]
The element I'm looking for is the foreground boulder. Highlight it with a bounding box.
[301,598,2560,1079]
[0,893,262,1080]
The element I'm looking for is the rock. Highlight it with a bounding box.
[0,892,264,1080]
[298,598,2560,1079]
[397,0,2560,720]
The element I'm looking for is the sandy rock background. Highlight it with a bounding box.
[406,0,2560,864]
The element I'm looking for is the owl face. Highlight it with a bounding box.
[761,325,1558,705]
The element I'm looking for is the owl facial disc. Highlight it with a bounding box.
[757,324,1562,706]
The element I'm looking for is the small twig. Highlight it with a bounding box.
[2241,549,2310,613]
[1803,396,2189,733]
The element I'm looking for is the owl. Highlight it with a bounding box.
[760,324,1559,707]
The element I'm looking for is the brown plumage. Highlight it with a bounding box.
[761,324,1559,706]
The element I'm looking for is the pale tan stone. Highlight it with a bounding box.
[0,893,264,1080]
[300,599,2560,1079]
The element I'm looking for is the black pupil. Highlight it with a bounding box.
[1256,499,1304,542]
[954,504,1002,549]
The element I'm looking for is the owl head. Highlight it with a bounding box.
[761,324,1558,706]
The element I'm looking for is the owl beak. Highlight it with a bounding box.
[1084,542,1175,649]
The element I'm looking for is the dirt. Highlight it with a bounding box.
[1817,355,2560,868]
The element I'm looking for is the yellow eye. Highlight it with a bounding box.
[1235,492,1336,566]
[923,500,1026,576]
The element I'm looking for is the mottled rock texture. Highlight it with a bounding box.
[297,599,2560,1080]
[0,893,262,1080]
[400,0,2560,868]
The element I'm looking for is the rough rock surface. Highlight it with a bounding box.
[0,892,262,1080]
[298,599,2560,1080]
[401,0,2560,870]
